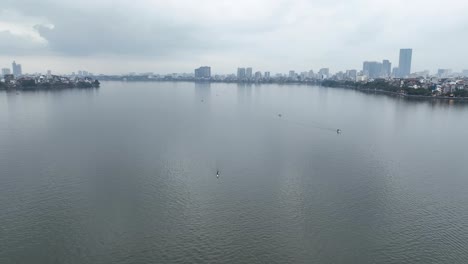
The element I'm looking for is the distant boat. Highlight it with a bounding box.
[278,114,282,117]
[216,170,219,178]
[337,129,342,134]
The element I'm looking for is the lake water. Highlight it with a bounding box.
[1,81,468,263]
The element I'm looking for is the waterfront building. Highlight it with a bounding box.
[194,66,211,78]
[4,74,15,83]
[382,60,391,77]
[398,49,412,78]
[237,68,246,79]
[264,71,271,79]
[246,67,253,79]
[356,74,368,82]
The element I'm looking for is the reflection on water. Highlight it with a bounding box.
[237,83,253,105]
[194,82,211,100]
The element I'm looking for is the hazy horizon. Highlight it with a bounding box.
[1,0,468,74]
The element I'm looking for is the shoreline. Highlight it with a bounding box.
[328,85,468,101]
[357,88,468,101]
[97,79,468,101]
[3,79,468,101]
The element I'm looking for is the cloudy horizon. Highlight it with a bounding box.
[1,0,467,75]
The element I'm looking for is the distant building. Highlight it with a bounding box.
[254,71,262,79]
[246,67,253,79]
[437,69,452,78]
[363,61,382,78]
[237,68,246,79]
[289,70,296,78]
[264,71,271,79]
[335,71,345,80]
[398,48,412,78]
[2,68,11,76]
[411,70,430,77]
[318,68,329,79]
[194,66,211,78]
[462,70,468,77]
[382,60,391,77]
[4,74,15,83]
[346,70,357,80]
[392,67,399,78]
[356,74,368,82]
[12,61,22,76]
[308,70,315,79]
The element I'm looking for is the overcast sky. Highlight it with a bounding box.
[0,0,467,75]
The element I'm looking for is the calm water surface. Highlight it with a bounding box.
[1,82,468,263]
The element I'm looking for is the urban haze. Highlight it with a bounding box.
[1,1,468,264]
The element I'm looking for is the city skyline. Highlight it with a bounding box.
[3,56,468,79]
[1,0,468,74]
[0,48,466,79]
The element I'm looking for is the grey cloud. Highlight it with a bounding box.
[0,30,46,55]
[2,0,468,73]
[1,0,286,58]
[34,14,205,56]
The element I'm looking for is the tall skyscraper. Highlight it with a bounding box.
[246,67,253,79]
[398,49,412,78]
[194,66,211,78]
[12,61,22,76]
[237,68,246,79]
[12,61,17,75]
[264,72,271,79]
[382,60,391,77]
